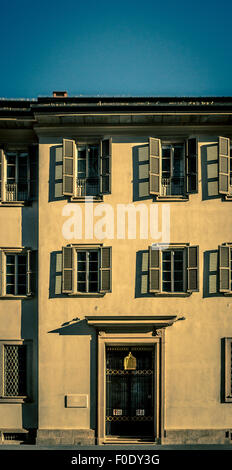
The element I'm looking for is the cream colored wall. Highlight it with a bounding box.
[38,133,232,431]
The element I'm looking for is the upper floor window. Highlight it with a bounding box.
[219,244,232,293]
[63,138,111,198]
[0,248,36,298]
[149,244,199,295]
[149,137,198,198]
[62,245,112,295]
[0,146,38,203]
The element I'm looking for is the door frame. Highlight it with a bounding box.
[97,331,164,445]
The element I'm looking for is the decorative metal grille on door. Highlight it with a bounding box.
[105,346,154,437]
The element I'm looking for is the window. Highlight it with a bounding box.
[0,340,32,402]
[219,244,232,293]
[224,338,232,402]
[62,245,112,295]
[149,245,199,294]
[149,137,198,198]
[0,146,38,203]
[0,249,36,297]
[63,138,111,198]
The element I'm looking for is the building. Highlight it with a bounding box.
[0,94,232,445]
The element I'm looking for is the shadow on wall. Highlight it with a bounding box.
[49,145,66,202]
[48,319,97,431]
[201,144,220,200]
[132,145,154,202]
[135,250,153,298]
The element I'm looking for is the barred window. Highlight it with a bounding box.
[3,345,27,397]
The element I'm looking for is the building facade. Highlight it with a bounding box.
[0,94,232,445]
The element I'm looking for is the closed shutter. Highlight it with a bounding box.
[219,137,230,195]
[186,138,198,193]
[62,246,74,293]
[26,250,37,295]
[187,246,199,292]
[149,138,161,195]
[100,246,112,292]
[219,245,231,292]
[0,149,2,201]
[63,139,75,196]
[29,145,38,200]
[100,138,112,194]
[149,246,160,292]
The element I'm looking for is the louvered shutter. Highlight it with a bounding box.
[100,138,112,194]
[100,246,112,292]
[149,246,160,292]
[0,249,2,296]
[186,138,198,193]
[63,139,75,196]
[219,137,230,195]
[29,145,38,200]
[62,246,74,293]
[187,246,199,292]
[219,245,231,292]
[0,149,2,201]
[26,250,37,295]
[149,138,161,195]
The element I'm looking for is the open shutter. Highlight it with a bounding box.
[219,137,230,195]
[63,139,75,196]
[186,137,198,193]
[26,250,37,295]
[0,249,2,296]
[149,246,160,293]
[219,245,231,292]
[29,145,38,200]
[62,246,74,293]
[100,138,112,194]
[187,245,199,292]
[100,246,112,292]
[149,138,161,195]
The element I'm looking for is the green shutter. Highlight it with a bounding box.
[62,246,74,293]
[187,246,199,292]
[100,138,112,194]
[63,139,75,196]
[100,246,112,292]
[219,137,230,195]
[149,138,161,195]
[219,245,231,292]
[149,246,160,292]
[26,250,37,295]
[0,149,2,201]
[186,138,198,193]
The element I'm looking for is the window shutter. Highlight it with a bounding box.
[149,138,161,195]
[219,245,231,292]
[26,250,37,295]
[100,246,112,292]
[186,138,198,193]
[0,249,2,296]
[63,139,75,196]
[0,149,2,201]
[219,137,230,195]
[149,246,160,292]
[62,246,74,293]
[100,138,112,194]
[29,145,38,200]
[187,245,199,292]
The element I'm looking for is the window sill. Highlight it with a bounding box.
[70,195,103,202]
[0,397,29,404]
[156,195,189,202]
[224,195,232,201]
[68,292,106,297]
[0,295,33,300]
[154,292,192,297]
[0,201,32,207]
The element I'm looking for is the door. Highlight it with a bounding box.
[105,346,154,438]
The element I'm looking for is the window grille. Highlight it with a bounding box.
[4,345,27,397]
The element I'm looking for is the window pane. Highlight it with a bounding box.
[162,281,171,292]
[6,285,15,295]
[77,271,86,282]
[89,282,98,292]
[18,285,27,295]
[77,282,86,292]
[89,251,98,261]
[89,271,98,282]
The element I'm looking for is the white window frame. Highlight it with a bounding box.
[75,247,100,294]
[161,141,185,197]
[161,247,187,294]
[0,248,32,298]
[75,142,100,198]
[3,150,30,202]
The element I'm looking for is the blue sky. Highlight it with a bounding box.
[0,0,231,98]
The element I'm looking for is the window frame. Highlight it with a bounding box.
[76,247,100,294]
[0,340,32,403]
[161,247,187,294]
[224,338,232,403]
[0,248,34,298]
[76,143,100,198]
[160,141,186,197]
